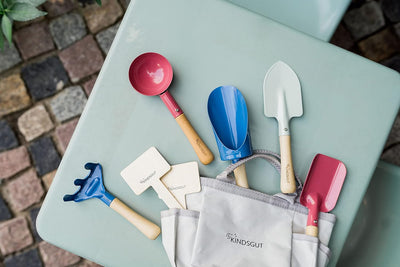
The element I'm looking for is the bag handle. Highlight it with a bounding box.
[216,149,303,196]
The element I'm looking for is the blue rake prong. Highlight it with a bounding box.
[63,194,77,202]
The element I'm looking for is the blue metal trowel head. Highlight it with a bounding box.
[63,163,115,206]
[207,85,252,162]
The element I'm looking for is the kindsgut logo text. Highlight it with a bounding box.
[225,233,263,248]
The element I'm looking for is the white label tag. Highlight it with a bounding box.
[120,147,171,195]
[120,147,183,208]
[161,162,200,209]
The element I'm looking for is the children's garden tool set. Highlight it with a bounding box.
[63,52,347,266]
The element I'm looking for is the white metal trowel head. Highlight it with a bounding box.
[263,61,303,128]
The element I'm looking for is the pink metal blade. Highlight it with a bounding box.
[300,154,347,213]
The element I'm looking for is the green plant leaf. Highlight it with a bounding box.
[0,0,4,11]
[15,0,47,7]
[8,3,46,21]
[1,14,12,44]
[95,0,102,6]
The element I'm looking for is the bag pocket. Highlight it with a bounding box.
[291,233,331,267]
[191,184,294,267]
[161,209,200,267]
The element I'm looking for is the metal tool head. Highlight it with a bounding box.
[207,85,252,162]
[300,154,347,212]
[63,163,115,206]
[263,61,303,122]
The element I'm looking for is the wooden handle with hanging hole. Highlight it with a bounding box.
[110,198,161,240]
[279,135,296,193]
[175,114,214,165]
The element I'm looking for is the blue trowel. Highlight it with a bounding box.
[207,85,253,188]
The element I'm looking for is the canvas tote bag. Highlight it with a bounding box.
[161,150,335,267]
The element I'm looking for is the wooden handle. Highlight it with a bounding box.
[279,135,296,193]
[110,198,161,240]
[175,114,214,165]
[305,225,318,237]
[233,164,249,188]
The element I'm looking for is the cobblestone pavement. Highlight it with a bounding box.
[0,0,399,266]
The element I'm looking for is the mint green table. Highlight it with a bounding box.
[338,161,400,266]
[37,0,400,266]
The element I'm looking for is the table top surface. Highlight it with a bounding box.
[337,161,400,266]
[37,0,400,266]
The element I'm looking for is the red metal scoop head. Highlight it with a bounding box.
[300,154,347,236]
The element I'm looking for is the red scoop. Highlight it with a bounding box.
[300,154,347,237]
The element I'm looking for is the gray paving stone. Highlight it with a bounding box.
[394,22,400,38]
[49,86,87,122]
[0,195,12,221]
[343,1,385,40]
[0,217,33,256]
[0,43,22,73]
[28,137,61,176]
[21,56,69,101]
[330,23,355,50]
[39,241,80,267]
[381,54,400,73]
[44,0,76,18]
[29,207,42,242]
[95,22,120,54]
[13,22,55,60]
[4,248,42,267]
[381,143,400,166]
[49,13,87,50]
[381,0,400,22]
[0,120,19,152]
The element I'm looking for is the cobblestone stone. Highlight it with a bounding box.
[0,217,33,256]
[0,194,12,221]
[13,22,55,60]
[381,143,400,165]
[44,0,76,18]
[0,120,19,152]
[55,118,79,153]
[17,105,54,142]
[49,86,87,122]
[394,23,400,38]
[4,248,42,267]
[96,22,120,54]
[29,207,42,242]
[59,36,104,82]
[382,54,400,72]
[358,28,400,62]
[49,13,87,50]
[381,0,400,23]
[0,43,22,73]
[42,170,57,190]
[343,1,385,40]
[39,241,80,267]
[21,56,69,100]
[330,23,355,50]
[82,0,123,33]
[0,147,30,180]
[29,137,61,176]
[0,74,31,117]
[83,75,97,96]
[3,169,44,212]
